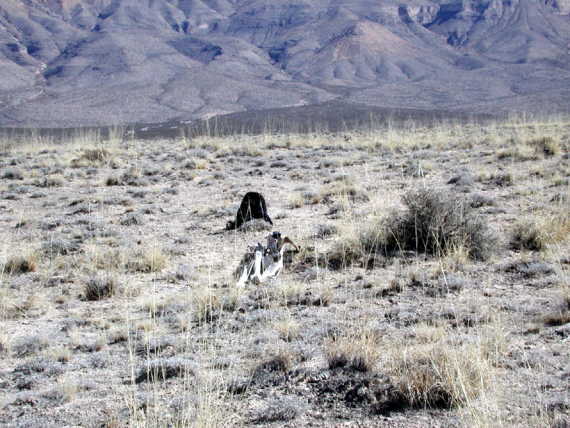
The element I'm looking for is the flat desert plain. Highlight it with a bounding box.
[1,118,569,427]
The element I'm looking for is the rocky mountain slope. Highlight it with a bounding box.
[0,0,569,127]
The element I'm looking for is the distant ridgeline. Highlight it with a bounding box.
[0,0,568,127]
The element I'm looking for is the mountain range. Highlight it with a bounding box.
[0,0,569,127]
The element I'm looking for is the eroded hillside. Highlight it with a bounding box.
[0,0,569,126]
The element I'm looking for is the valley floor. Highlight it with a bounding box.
[0,118,569,427]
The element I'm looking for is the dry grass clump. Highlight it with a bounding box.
[325,331,379,372]
[125,247,168,273]
[510,212,570,251]
[78,147,111,162]
[543,287,570,327]
[527,136,560,157]
[135,357,195,384]
[274,317,300,342]
[319,180,369,204]
[192,287,223,324]
[387,342,492,409]
[84,276,118,301]
[287,191,321,208]
[3,252,37,275]
[85,246,125,271]
[0,289,44,319]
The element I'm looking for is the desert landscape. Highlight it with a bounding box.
[0,116,569,427]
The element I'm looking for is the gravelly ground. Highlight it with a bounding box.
[0,121,569,427]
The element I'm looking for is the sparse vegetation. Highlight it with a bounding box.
[1,117,569,427]
[84,276,118,301]
[2,168,24,180]
[125,247,168,273]
[12,335,48,357]
[386,341,493,409]
[327,187,496,269]
[527,136,560,157]
[3,253,38,275]
[511,211,570,251]
[325,331,379,372]
[74,147,111,164]
[274,317,300,342]
[135,358,195,383]
[192,287,223,324]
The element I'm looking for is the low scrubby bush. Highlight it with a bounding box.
[327,188,496,269]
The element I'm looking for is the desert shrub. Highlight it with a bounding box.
[386,188,495,259]
[135,358,195,383]
[3,253,37,275]
[84,276,117,301]
[327,188,495,269]
[2,168,24,180]
[105,175,121,186]
[527,136,560,157]
[510,221,544,251]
